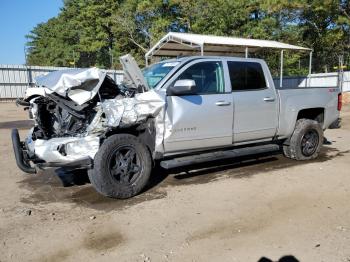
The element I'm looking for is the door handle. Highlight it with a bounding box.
[215,101,231,106]
[263,97,275,102]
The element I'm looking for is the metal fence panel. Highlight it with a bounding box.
[273,72,349,90]
[0,64,124,100]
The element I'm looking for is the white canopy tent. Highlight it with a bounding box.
[145,32,313,87]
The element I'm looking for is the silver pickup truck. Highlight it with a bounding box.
[12,55,342,199]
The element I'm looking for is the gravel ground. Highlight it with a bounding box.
[1,102,350,262]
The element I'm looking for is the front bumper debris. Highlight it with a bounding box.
[36,158,92,169]
[11,129,36,174]
[11,128,94,173]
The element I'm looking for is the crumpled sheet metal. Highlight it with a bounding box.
[154,106,168,154]
[102,89,168,154]
[28,87,170,164]
[85,105,106,135]
[30,135,100,163]
[35,68,106,105]
[102,90,165,127]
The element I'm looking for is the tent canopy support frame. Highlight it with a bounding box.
[145,33,313,87]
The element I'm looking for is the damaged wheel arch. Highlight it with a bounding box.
[103,118,159,164]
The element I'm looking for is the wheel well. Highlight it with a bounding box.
[104,119,156,164]
[297,108,324,124]
[105,125,139,138]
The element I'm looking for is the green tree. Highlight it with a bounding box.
[299,0,350,72]
[112,0,182,66]
[26,15,79,66]
[25,0,350,74]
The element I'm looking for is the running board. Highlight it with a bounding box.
[160,144,280,169]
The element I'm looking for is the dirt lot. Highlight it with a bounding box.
[1,103,350,262]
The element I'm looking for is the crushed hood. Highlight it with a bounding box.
[34,54,149,105]
[119,54,149,92]
[35,67,107,105]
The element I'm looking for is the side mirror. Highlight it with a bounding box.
[167,79,196,96]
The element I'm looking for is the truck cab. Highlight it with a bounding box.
[155,57,279,154]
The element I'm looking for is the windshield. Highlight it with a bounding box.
[143,61,179,89]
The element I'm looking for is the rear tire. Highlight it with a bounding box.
[283,119,323,161]
[88,134,152,199]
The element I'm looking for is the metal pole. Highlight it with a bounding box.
[73,50,76,68]
[23,46,27,66]
[24,46,31,88]
[308,51,313,75]
[245,47,248,58]
[200,45,204,56]
[28,67,33,86]
[280,50,284,88]
[109,47,114,69]
[307,51,313,88]
[339,54,344,92]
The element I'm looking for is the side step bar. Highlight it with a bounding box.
[160,144,280,169]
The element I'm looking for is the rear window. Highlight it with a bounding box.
[227,61,266,91]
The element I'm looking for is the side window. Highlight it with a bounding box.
[228,61,266,91]
[176,61,225,94]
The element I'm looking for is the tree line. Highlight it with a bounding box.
[26,0,350,75]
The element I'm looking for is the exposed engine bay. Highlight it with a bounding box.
[18,55,166,166]
[29,75,122,139]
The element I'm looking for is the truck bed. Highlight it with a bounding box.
[276,86,340,139]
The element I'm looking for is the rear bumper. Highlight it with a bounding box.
[11,129,36,174]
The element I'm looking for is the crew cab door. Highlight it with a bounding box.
[164,59,233,153]
[227,60,278,142]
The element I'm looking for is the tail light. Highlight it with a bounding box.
[338,93,342,111]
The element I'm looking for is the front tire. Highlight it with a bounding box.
[283,119,323,161]
[88,134,152,199]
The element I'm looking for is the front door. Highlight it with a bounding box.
[164,60,233,153]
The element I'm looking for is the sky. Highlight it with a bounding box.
[0,0,63,65]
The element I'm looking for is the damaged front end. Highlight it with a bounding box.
[12,55,166,173]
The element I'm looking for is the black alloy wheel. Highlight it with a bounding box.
[300,129,319,157]
[108,146,142,185]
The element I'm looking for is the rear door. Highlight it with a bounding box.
[227,60,278,143]
[164,59,233,153]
